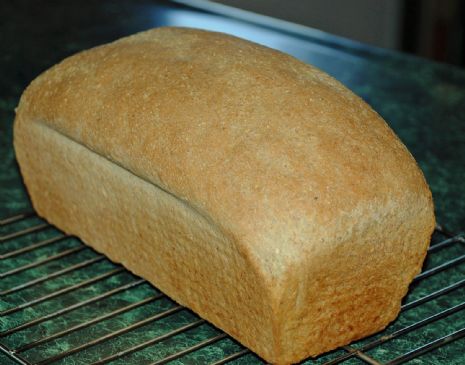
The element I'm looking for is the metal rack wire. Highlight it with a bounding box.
[1,212,464,364]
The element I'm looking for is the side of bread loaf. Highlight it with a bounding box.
[14,27,435,364]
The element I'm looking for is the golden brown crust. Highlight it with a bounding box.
[14,27,435,364]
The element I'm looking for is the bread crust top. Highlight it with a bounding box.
[16,27,434,277]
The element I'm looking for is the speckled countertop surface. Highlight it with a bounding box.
[1,1,464,364]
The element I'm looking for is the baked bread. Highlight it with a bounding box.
[14,27,435,364]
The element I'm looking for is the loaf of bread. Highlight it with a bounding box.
[14,27,435,364]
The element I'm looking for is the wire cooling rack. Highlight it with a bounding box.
[1,211,464,365]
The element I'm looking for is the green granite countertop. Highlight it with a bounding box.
[1,1,464,364]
